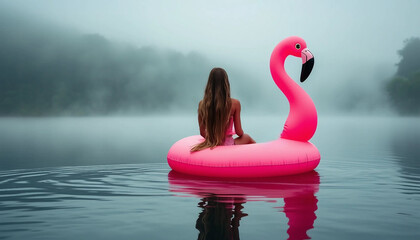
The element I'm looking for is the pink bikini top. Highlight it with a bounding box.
[225,116,236,136]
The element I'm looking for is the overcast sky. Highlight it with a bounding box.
[2,0,420,113]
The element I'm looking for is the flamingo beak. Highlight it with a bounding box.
[300,48,314,82]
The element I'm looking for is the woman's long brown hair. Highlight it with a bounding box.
[191,68,232,151]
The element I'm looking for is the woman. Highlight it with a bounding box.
[191,67,255,152]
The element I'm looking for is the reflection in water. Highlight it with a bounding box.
[284,193,318,240]
[168,171,320,240]
[391,126,420,174]
[196,195,247,240]
[390,122,420,195]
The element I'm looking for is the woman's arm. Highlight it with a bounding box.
[198,101,206,138]
[198,113,206,138]
[232,99,244,137]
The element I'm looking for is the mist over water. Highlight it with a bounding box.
[1,115,419,172]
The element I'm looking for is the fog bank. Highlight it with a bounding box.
[1,1,420,115]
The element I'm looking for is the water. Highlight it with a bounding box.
[0,116,420,239]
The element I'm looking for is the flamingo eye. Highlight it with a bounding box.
[295,43,301,50]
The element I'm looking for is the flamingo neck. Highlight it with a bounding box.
[270,45,317,142]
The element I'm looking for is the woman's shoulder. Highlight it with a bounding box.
[231,98,241,106]
[231,98,240,104]
[231,98,241,112]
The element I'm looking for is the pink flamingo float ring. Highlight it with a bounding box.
[167,36,320,178]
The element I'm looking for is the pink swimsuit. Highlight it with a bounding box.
[223,116,235,146]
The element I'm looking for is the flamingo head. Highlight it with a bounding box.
[282,36,315,83]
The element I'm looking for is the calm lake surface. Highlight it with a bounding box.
[0,115,419,239]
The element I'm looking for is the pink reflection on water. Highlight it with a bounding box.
[168,171,320,240]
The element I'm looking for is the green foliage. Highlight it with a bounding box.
[386,72,420,115]
[387,38,420,115]
[396,38,420,78]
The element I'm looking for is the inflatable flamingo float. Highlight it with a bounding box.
[167,36,320,178]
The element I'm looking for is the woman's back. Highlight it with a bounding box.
[225,116,235,136]
[191,68,255,152]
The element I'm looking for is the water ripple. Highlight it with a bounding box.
[0,163,170,212]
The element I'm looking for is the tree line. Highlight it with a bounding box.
[386,37,420,115]
[0,11,210,116]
